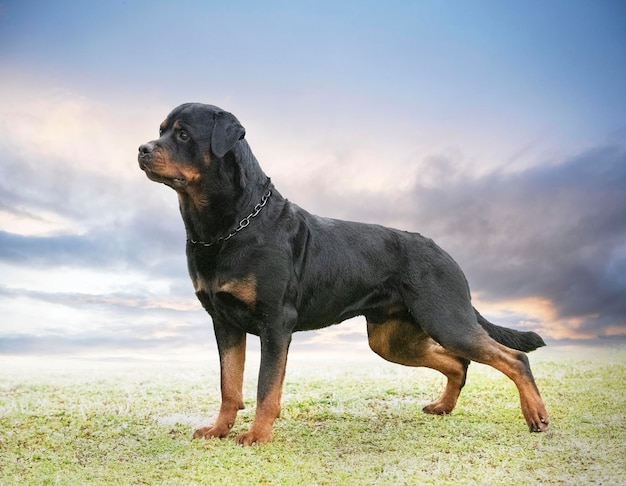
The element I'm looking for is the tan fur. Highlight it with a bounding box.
[216,276,257,310]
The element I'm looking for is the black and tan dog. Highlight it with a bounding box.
[138,103,549,445]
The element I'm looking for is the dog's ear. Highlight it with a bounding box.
[211,111,246,158]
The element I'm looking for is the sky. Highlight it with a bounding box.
[0,0,625,361]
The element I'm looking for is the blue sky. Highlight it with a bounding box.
[1,1,625,359]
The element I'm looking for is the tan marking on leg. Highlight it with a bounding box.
[368,319,549,431]
[237,347,288,446]
[194,336,246,440]
[237,379,284,446]
[367,319,468,414]
[420,349,469,415]
[470,340,549,432]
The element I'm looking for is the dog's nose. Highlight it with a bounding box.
[138,143,154,155]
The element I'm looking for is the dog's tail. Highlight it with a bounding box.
[474,308,546,353]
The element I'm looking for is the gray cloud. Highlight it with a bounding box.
[299,144,626,338]
[0,225,187,288]
[0,331,213,357]
[1,0,624,358]
[0,285,215,357]
[273,143,626,340]
[2,134,625,353]
[0,145,187,277]
[410,145,626,336]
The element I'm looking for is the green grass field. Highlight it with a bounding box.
[1,346,625,485]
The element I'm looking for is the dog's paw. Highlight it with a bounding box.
[527,414,550,433]
[522,399,550,432]
[422,399,455,415]
[235,428,272,446]
[193,423,231,440]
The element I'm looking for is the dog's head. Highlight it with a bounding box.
[138,103,245,191]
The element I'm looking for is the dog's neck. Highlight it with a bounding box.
[177,140,274,245]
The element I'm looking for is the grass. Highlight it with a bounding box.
[1,347,625,485]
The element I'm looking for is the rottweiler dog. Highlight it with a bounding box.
[138,103,549,445]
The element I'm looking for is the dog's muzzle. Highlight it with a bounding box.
[137,142,186,189]
[137,142,155,171]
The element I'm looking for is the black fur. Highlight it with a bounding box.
[137,103,549,444]
[475,310,546,352]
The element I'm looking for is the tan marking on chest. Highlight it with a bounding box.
[216,275,257,310]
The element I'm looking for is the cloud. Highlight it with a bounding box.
[0,285,199,313]
[401,145,626,339]
[1,72,624,356]
[0,283,212,358]
[413,145,626,336]
[0,82,208,357]
[0,90,187,274]
[266,142,626,341]
[0,331,213,358]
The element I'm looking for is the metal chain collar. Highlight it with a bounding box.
[187,188,273,247]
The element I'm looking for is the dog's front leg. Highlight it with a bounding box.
[194,323,246,440]
[237,329,292,446]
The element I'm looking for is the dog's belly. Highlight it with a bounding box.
[293,285,405,332]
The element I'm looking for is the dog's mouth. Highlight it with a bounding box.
[139,161,186,189]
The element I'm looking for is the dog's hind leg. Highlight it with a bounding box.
[400,268,549,431]
[367,319,470,415]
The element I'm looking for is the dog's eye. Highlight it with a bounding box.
[159,127,164,136]
[179,130,189,141]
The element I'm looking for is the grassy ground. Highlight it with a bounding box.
[0,346,625,485]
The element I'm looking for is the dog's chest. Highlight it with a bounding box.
[192,273,256,307]
[190,270,261,331]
